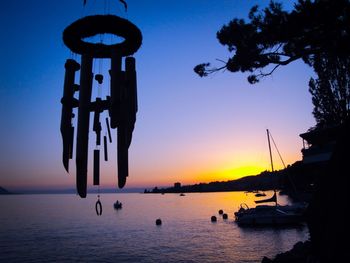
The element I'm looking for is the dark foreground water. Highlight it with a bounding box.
[0,191,308,263]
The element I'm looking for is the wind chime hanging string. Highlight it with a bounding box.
[92,57,103,214]
[60,0,142,210]
[83,0,128,12]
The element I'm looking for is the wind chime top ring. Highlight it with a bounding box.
[63,15,142,58]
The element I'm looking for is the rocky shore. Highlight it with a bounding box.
[262,241,317,263]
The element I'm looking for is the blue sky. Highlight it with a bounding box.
[0,0,315,191]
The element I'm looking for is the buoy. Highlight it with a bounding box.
[156,218,162,225]
[218,209,224,215]
[223,213,228,220]
[211,216,217,222]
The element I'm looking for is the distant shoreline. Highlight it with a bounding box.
[144,161,315,202]
[144,171,282,194]
[1,160,315,197]
[0,186,14,195]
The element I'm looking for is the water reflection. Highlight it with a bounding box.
[0,192,308,263]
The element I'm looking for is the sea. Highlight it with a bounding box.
[0,191,308,263]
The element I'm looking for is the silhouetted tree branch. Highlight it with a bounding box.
[194,1,350,262]
[194,0,350,83]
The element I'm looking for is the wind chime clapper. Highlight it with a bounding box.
[60,15,142,198]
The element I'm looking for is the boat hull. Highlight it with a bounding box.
[234,205,305,226]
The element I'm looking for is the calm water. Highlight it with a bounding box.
[0,191,308,263]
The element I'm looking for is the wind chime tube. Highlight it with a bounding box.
[61,59,80,172]
[76,54,93,198]
[93,149,100,185]
[93,110,101,146]
[117,126,128,188]
[109,51,123,129]
[115,57,138,189]
[69,126,74,159]
[104,135,108,161]
[106,117,112,143]
[125,57,138,114]
[125,57,137,147]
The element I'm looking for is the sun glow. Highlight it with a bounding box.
[192,164,268,183]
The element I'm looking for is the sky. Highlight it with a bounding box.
[0,0,316,191]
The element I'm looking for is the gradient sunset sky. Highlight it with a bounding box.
[0,0,316,191]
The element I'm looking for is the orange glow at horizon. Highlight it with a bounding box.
[1,136,302,190]
[122,150,300,189]
[192,165,268,183]
[87,136,302,189]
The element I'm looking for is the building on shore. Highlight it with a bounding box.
[174,182,181,189]
[299,125,339,164]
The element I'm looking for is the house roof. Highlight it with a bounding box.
[299,125,340,145]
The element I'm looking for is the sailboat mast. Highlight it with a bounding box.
[266,129,274,172]
[267,129,278,206]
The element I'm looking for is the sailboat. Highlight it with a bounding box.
[234,129,307,226]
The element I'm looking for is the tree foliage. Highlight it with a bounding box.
[193,2,350,260]
[194,0,350,84]
[309,55,350,128]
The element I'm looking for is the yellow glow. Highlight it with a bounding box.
[94,138,302,189]
[192,164,267,184]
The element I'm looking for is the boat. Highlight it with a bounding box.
[113,200,122,210]
[234,129,307,226]
[234,202,305,226]
[235,191,307,226]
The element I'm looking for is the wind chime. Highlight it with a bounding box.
[60,4,142,214]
